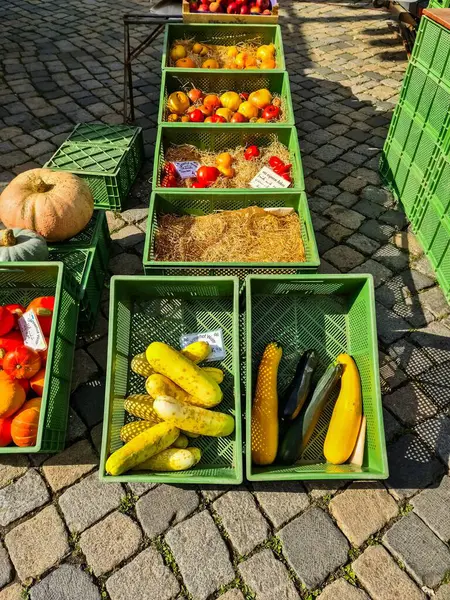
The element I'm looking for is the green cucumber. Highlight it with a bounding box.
[279,349,318,421]
[277,362,343,465]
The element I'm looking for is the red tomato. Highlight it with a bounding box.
[5,304,25,330]
[196,166,220,185]
[3,345,42,380]
[189,108,205,123]
[262,104,280,121]
[191,180,207,188]
[269,156,284,169]
[0,306,14,336]
[210,114,227,123]
[244,145,260,160]
[161,174,178,188]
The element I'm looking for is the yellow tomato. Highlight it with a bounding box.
[235,52,247,69]
[175,57,196,68]
[219,91,241,112]
[248,89,272,109]
[170,44,187,61]
[256,44,275,62]
[218,166,235,178]
[202,58,219,69]
[215,108,234,122]
[167,113,179,122]
[227,46,239,58]
[216,152,233,168]
[238,101,259,119]
[167,91,190,115]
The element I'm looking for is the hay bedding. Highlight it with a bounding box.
[164,139,291,189]
[155,206,306,263]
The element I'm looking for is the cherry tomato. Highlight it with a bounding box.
[189,108,205,123]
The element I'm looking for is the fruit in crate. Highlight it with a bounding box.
[170,44,187,61]
[0,306,14,336]
[220,91,241,111]
[11,397,41,447]
[186,0,275,14]
[154,396,234,437]
[0,417,12,447]
[132,447,201,472]
[0,169,94,242]
[175,57,196,68]
[3,345,41,380]
[27,296,55,336]
[202,59,219,69]
[248,88,272,109]
[0,371,26,418]
[167,91,190,115]
[238,101,259,119]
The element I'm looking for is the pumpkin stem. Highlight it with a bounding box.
[0,229,16,247]
[35,178,53,194]
[35,308,52,317]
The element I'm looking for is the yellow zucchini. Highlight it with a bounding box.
[153,395,234,437]
[145,373,209,408]
[324,354,362,465]
[132,447,201,471]
[131,353,154,378]
[124,394,162,423]
[172,433,189,448]
[202,367,224,384]
[120,420,154,443]
[251,342,282,466]
[349,415,366,467]
[181,341,211,363]
[106,422,180,476]
[146,342,222,407]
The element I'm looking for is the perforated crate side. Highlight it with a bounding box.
[66,123,143,147]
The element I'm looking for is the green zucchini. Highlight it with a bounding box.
[279,350,318,421]
[277,361,343,465]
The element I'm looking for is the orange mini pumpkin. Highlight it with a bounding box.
[30,368,46,396]
[11,397,41,447]
[3,345,41,380]
[0,371,26,418]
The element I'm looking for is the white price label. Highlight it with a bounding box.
[18,310,47,351]
[173,161,201,179]
[250,166,291,189]
[180,329,226,362]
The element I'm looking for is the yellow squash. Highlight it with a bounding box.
[120,420,188,449]
[202,367,224,384]
[146,373,210,408]
[132,447,202,471]
[146,342,222,407]
[106,422,180,476]
[251,342,282,465]
[324,354,362,465]
[181,341,211,363]
[153,395,234,437]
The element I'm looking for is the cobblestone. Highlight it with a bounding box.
[0,545,13,590]
[353,545,425,600]
[214,490,270,556]
[412,476,450,542]
[165,510,234,600]
[42,439,97,492]
[319,579,369,600]
[383,513,450,588]
[29,565,101,600]
[238,549,300,600]
[5,506,69,581]
[80,511,142,576]
[415,415,450,469]
[106,547,179,600]
[136,484,199,538]
[252,482,309,529]
[0,584,22,600]
[279,507,348,589]
[0,469,49,526]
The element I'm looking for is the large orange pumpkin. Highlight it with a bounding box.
[0,168,94,242]
[11,397,42,447]
[0,371,26,418]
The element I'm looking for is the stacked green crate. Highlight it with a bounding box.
[45,123,144,211]
[381,11,450,300]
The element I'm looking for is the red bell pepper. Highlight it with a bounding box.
[26,297,55,337]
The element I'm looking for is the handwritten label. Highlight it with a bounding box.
[250,166,291,189]
[180,329,226,362]
[18,310,47,351]
[173,161,201,179]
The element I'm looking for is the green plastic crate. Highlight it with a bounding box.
[143,190,319,276]
[158,71,294,126]
[45,142,142,211]
[162,23,285,72]
[66,123,143,148]
[100,276,242,485]
[49,212,111,332]
[245,274,387,481]
[428,0,450,7]
[153,125,304,191]
[0,263,79,454]
[412,15,450,81]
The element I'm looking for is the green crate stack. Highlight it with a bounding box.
[48,211,111,332]
[0,263,79,454]
[381,12,450,302]
[428,0,450,6]
[45,123,144,211]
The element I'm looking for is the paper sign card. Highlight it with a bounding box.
[173,161,201,179]
[250,166,291,189]
[180,329,226,362]
[18,310,47,351]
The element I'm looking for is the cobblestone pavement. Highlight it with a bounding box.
[1,0,450,599]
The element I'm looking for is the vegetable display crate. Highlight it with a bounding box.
[428,0,450,7]
[49,212,111,332]
[66,123,143,149]
[182,0,279,23]
[245,274,387,481]
[162,23,285,72]
[143,190,319,276]
[153,125,304,191]
[100,276,242,485]
[413,11,450,81]
[45,142,142,211]
[0,263,79,454]
[159,70,294,126]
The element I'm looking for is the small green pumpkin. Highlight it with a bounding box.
[0,228,48,262]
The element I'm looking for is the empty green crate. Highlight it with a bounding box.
[45,142,142,211]
[100,276,242,485]
[412,15,450,81]
[159,71,294,126]
[162,23,285,72]
[428,154,450,215]
[143,190,319,276]
[66,123,143,148]
[49,212,111,331]
[153,125,304,191]
[0,263,79,454]
[245,274,387,481]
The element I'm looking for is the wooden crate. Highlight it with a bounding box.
[182,0,278,23]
